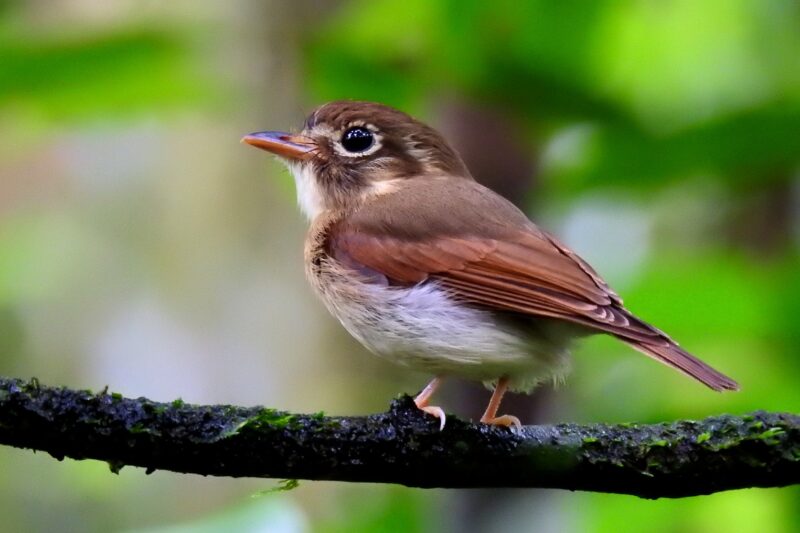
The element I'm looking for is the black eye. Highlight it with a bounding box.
[341,127,374,153]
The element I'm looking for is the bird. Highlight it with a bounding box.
[242,101,738,430]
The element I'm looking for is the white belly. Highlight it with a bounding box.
[311,263,572,392]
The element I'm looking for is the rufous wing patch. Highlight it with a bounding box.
[326,177,738,391]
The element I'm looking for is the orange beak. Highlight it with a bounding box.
[241,131,315,160]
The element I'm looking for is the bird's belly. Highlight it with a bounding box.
[311,266,571,391]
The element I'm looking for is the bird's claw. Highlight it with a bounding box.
[416,404,447,431]
[480,414,522,433]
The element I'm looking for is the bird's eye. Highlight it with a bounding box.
[340,127,374,153]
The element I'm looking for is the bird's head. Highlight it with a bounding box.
[242,101,471,219]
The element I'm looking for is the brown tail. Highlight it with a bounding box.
[623,339,739,391]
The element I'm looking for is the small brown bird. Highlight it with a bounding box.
[243,101,738,430]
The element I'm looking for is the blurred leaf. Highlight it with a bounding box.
[592,0,800,131]
[318,487,431,533]
[623,254,775,339]
[305,0,440,108]
[548,103,800,192]
[0,29,216,121]
[581,487,798,533]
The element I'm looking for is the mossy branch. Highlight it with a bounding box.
[0,376,797,498]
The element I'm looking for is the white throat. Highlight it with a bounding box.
[287,162,324,220]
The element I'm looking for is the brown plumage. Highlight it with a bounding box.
[330,177,737,392]
[243,100,738,429]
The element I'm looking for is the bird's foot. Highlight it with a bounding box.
[480,414,522,432]
[413,376,446,430]
[415,403,447,431]
[479,376,521,432]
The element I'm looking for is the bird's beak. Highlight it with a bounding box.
[241,131,316,160]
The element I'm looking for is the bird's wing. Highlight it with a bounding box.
[328,177,738,391]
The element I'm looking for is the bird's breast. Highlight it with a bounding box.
[303,220,571,388]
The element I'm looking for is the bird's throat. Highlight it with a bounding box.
[287,162,325,220]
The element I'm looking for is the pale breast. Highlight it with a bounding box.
[304,221,571,391]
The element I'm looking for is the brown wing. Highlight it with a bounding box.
[331,177,738,391]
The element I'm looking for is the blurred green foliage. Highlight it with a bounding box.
[309,0,800,186]
[0,25,215,125]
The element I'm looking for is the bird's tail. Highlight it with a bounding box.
[621,338,739,391]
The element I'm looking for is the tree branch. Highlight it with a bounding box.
[0,376,797,498]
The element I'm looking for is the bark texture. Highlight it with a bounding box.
[0,377,797,498]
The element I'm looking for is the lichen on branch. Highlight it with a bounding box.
[0,376,797,498]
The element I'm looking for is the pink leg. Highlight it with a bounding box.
[480,376,522,431]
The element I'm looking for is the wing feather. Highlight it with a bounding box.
[328,177,738,391]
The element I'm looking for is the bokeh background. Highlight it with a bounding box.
[1,1,799,531]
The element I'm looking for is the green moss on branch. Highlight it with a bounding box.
[0,376,797,498]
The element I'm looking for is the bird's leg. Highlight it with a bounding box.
[413,376,446,430]
[480,376,522,431]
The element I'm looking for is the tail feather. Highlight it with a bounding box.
[623,339,739,391]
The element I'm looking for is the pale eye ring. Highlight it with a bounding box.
[340,127,374,153]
